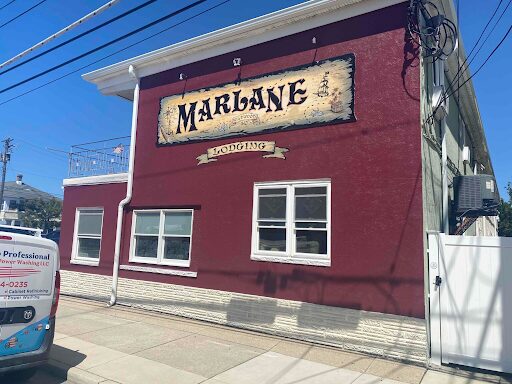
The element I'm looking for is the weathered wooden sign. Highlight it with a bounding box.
[158,54,355,146]
[196,141,288,165]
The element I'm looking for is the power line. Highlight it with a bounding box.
[451,0,512,88]
[429,22,511,123]
[443,24,511,102]
[429,1,511,120]
[0,0,16,11]
[0,0,231,107]
[0,0,156,75]
[0,0,47,30]
[72,136,130,149]
[456,0,460,168]
[0,0,208,95]
[46,147,71,156]
[15,139,69,162]
[0,0,122,70]
[443,0,507,102]
[11,168,63,181]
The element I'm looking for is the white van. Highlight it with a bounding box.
[0,226,60,379]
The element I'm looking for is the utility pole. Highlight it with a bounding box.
[0,138,14,211]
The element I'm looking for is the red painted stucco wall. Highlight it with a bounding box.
[61,3,425,318]
[60,182,127,276]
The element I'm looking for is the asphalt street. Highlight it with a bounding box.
[1,367,73,384]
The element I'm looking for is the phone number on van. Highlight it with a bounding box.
[0,281,29,288]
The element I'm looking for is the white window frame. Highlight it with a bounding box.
[71,207,104,266]
[129,209,194,268]
[251,179,331,267]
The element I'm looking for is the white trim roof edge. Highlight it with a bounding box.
[63,173,128,187]
[441,0,495,177]
[82,0,405,94]
[80,0,494,178]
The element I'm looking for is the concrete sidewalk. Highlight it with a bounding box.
[44,297,508,384]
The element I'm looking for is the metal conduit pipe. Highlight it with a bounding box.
[109,64,139,306]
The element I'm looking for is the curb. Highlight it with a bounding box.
[43,359,113,384]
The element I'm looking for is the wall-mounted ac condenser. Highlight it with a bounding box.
[454,175,499,217]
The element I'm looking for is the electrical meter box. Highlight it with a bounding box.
[454,175,499,217]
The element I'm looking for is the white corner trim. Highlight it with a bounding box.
[120,264,198,278]
[82,0,405,97]
[63,173,128,187]
[70,259,100,267]
[251,254,331,267]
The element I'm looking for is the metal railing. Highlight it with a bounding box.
[68,136,130,178]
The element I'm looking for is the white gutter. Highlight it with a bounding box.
[82,0,405,98]
[109,64,139,306]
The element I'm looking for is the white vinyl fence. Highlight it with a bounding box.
[428,233,512,373]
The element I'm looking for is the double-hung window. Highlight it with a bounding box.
[130,209,193,267]
[72,208,104,265]
[251,180,330,266]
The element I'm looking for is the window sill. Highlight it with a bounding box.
[129,257,190,268]
[250,254,330,267]
[120,264,197,278]
[70,258,100,267]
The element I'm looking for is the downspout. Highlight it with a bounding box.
[439,60,449,234]
[441,119,449,234]
[109,64,139,306]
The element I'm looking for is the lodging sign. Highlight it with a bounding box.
[196,141,288,165]
[157,54,355,145]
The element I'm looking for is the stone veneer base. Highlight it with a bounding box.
[60,269,427,363]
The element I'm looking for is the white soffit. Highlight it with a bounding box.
[82,0,406,98]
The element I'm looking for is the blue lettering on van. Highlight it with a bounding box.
[2,250,50,260]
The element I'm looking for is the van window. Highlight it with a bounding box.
[72,208,103,265]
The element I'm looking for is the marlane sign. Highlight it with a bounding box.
[157,54,355,145]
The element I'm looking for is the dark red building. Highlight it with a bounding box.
[59,0,496,364]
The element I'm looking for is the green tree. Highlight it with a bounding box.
[498,183,512,237]
[21,198,62,232]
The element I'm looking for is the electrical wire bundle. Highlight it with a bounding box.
[407,0,458,59]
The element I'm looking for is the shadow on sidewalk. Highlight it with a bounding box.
[48,344,87,369]
[0,345,85,383]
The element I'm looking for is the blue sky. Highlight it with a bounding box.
[0,0,510,198]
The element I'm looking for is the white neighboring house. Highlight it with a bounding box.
[0,174,59,227]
